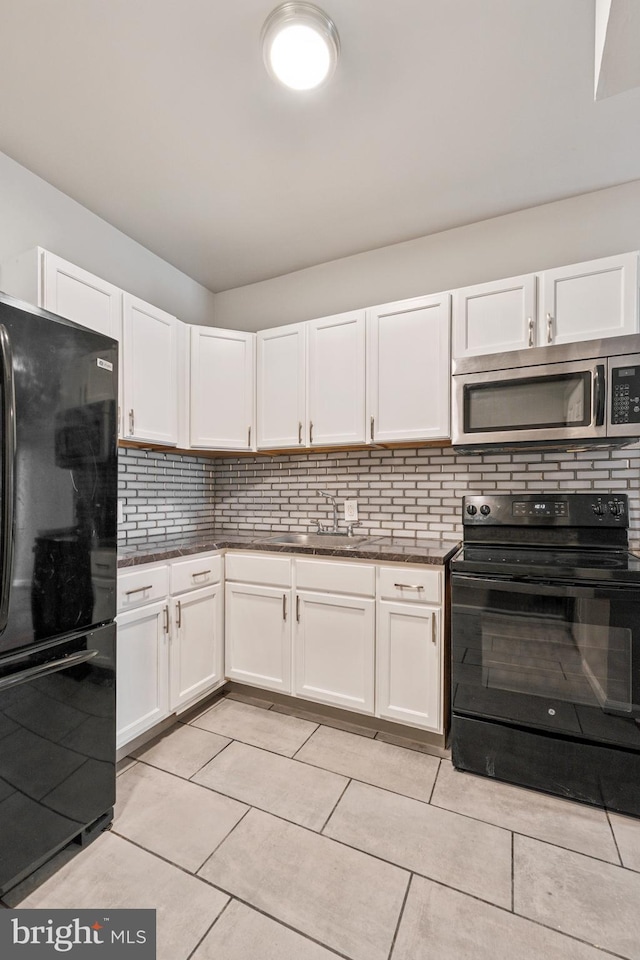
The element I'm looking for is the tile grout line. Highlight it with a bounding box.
[183,892,232,960]
[385,872,413,960]
[427,758,442,804]
[511,831,515,913]
[604,808,624,868]
[318,778,352,835]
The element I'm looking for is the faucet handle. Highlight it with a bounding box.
[347,521,362,537]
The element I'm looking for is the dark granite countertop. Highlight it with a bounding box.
[118,531,460,568]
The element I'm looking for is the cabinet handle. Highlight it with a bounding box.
[309,421,314,444]
[191,569,211,579]
[129,408,135,435]
[163,605,169,634]
[282,593,287,621]
[393,582,425,591]
[432,613,437,645]
[176,600,181,628]
[527,317,534,347]
[247,425,252,447]
[546,313,553,343]
[125,584,153,596]
[298,421,303,444]
[296,595,301,623]
[370,416,375,441]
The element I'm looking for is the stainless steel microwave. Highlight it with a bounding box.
[452,333,640,452]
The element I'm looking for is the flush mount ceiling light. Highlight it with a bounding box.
[261,2,340,91]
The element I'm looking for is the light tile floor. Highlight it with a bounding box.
[4,690,640,960]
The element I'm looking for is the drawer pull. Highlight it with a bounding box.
[393,583,425,591]
[125,584,153,596]
[191,569,211,578]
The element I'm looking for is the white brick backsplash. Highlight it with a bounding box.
[118,442,640,544]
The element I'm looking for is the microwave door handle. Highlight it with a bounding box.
[0,325,16,636]
[593,364,606,427]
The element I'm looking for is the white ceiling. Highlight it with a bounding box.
[1,1,640,292]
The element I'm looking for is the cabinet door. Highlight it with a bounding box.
[225,583,291,692]
[539,253,639,346]
[123,294,179,445]
[368,294,451,442]
[307,310,366,445]
[376,600,441,733]
[257,323,306,449]
[170,584,224,710]
[294,591,375,713]
[190,327,255,450]
[41,251,123,341]
[116,600,169,749]
[452,274,536,358]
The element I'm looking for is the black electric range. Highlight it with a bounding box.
[450,493,640,817]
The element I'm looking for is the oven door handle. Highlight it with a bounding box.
[452,572,640,600]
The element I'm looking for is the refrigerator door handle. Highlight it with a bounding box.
[0,325,16,635]
[0,648,99,691]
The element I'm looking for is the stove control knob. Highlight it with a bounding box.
[592,502,605,516]
[609,501,620,516]
[480,504,491,516]
[466,504,477,516]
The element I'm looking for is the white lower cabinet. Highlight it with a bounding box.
[171,584,224,710]
[376,601,442,733]
[294,591,375,713]
[116,600,169,749]
[116,553,224,749]
[225,583,292,693]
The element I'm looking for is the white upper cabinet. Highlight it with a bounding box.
[257,322,306,449]
[539,252,639,346]
[0,247,123,340]
[368,293,451,442]
[40,251,123,341]
[190,326,255,450]
[453,253,639,359]
[123,293,179,445]
[307,310,366,446]
[453,274,536,358]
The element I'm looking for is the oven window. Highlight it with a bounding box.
[464,372,591,432]
[452,578,640,748]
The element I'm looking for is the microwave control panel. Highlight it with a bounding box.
[611,360,640,424]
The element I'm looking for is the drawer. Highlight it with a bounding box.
[378,565,442,604]
[170,553,223,594]
[91,548,116,580]
[295,558,375,597]
[117,563,169,611]
[225,552,291,587]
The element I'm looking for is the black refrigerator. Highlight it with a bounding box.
[0,291,118,895]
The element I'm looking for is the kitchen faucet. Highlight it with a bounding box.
[316,490,339,534]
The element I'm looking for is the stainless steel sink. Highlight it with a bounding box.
[259,533,380,549]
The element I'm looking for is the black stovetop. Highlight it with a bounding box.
[451,543,640,583]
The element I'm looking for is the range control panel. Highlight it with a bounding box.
[463,493,628,527]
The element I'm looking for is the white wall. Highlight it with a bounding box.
[214,179,640,331]
[0,152,217,325]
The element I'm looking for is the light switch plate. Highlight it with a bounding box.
[117,500,125,525]
[344,499,358,522]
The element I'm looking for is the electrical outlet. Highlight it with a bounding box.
[344,499,358,522]
[117,500,124,525]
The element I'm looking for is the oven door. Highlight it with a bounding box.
[451,573,640,750]
[452,359,606,448]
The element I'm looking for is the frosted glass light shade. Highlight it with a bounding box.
[262,3,340,91]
